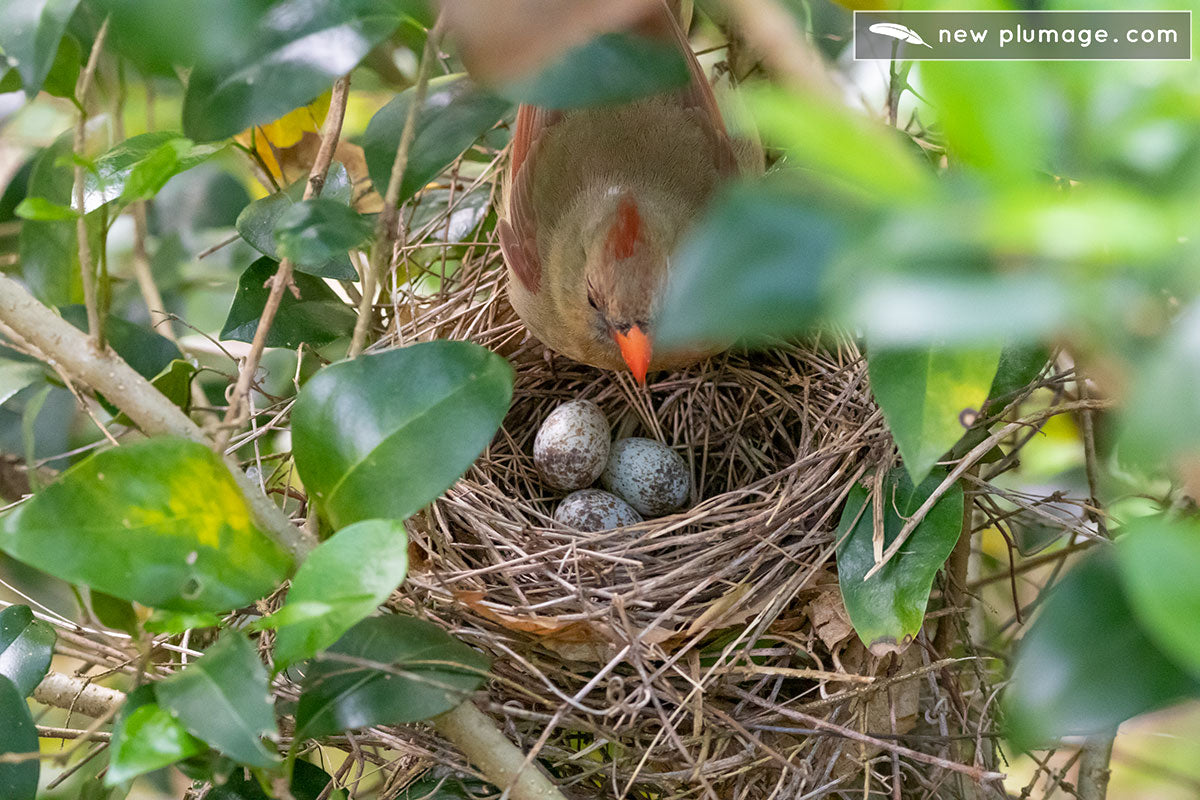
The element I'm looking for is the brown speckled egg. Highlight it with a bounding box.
[533,400,611,490]
[601,437,691,517]
[554,489,643,531]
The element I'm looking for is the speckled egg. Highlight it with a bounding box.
[533,400,611,490]
[554,489,643,531]
[601,437,691,517]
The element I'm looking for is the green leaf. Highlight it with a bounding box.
[0,361,47,407]
[82,132,223,214]
[498,32,689,109]
[156,632,280,768]
[921,61,1047,186]
[1004,552,1199,751]
[835,469,963,655]
[362,73,511,206]
[274,199,372,269]
[93,0,261,77]
[106,685,207,786]
[208,760,346,800]
[181,0,405,142]
[656,180,848,352]
[220,257,356,349]
[39,31,80,98]
[60,305,182,400]
[144,610,222,636]
[295,615,489,740]
[868,343,1002,485]
[398,776,492,800]
[1118,305,1200,470]
[115,359,197,427]
[746,84,933,201]
[291,342,513,529]
[235,165,356,279]
[271,519,408,671]
[988,342,1050,403]
[0,676,38,800]
[14,196,78,221]
[0,604,56,696]
[0,437,291,612]
[89,590,140,636]
[18,135,85,306]
[0,0,81,98]
[1117,516,1200,680]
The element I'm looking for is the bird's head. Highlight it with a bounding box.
[581,189,668,384]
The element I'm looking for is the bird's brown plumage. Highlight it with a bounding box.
[499,0,755,379]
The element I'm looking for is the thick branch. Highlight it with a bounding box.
[432,702,568,800]
[33,672,125,720]
[0,273,315,559]
[219,74,352,448]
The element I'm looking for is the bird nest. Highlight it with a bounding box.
[375,251,1012,798]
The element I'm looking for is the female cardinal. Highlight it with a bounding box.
[498,1,759,383]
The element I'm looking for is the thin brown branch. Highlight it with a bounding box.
[0,272,315,559]
[719,0,838,98]
[349,21,445,358]
[72,17,110,347]
[218,74,352,449]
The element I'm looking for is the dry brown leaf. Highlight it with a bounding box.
[806,588,855,652]
[439,0,660,84]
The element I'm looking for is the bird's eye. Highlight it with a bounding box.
[586,283,600,311]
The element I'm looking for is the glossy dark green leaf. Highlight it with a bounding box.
[868,343,1001,485]
[156,632,279,768]
[1117,516,1200,679]
[93,0,257,76]
[39,31,80,98]
[18,135,85,306]
[0,604,55,696]
[498,32,689,109]
[291,342,513,529]
[221,257,356,349]
[208,760,346,800]
[235,164,356,279]
[988,343,1050,403]
[60,306,181,380]
[362,74,511,206]
[270,519,408,670]
[0,676,38,800]
[398,776,492,800]
[181,0,405,142]
[274,199,372,268]
[0,437,291,612]
[106,685,207,786]
[0,0,81,97]
[81,132,222,213]
[295,615,489,740]
[113,359,196,428]
[836,468,963,655]
[656,180,847,352]
[1004,552,1199,751]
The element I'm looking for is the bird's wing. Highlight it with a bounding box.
[500,104,555,293]
[500,0,736,294]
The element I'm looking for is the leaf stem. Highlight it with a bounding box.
[72,16,110,349]
[217,74,352,451]
[348,20,445,359]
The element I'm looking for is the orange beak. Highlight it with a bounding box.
[614,325,652,384]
